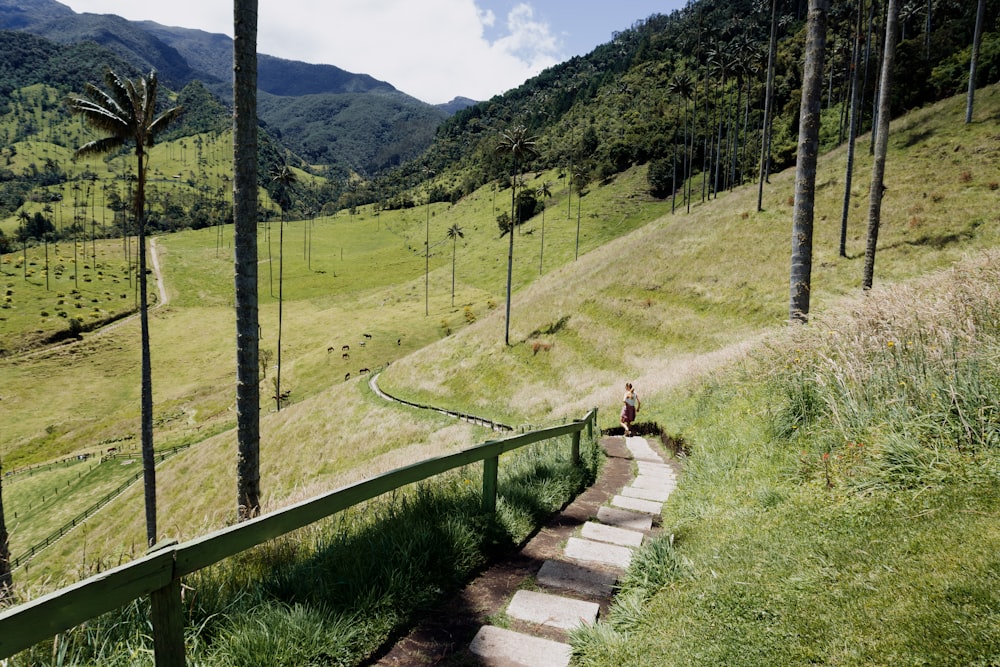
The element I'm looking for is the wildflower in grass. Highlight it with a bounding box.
[887,340,896,348]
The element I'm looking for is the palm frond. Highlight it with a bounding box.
[76,136,127,158]
[68,99,129,135]
[147,106,185,146]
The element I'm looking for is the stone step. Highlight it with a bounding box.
[596,506,653,532]
[506,589,599,630]
[620,485,672,503]
[634,469,676,484]
[565,537,633,569]
[470,625,572,666]
[611,494,663,515]
[632,474,674,491]
[536,559,618,597]
[636,460,676,475]
[625,438,662,462]
[581,521,645,547]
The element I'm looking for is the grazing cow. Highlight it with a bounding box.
[327,346,334,353]
[359,367,370,374]
[342,352,350,360]
[397,338,401,345]
[342,344,350,351]
[359,340,366,347]
[363,333,372,339]
[344,372,351,381]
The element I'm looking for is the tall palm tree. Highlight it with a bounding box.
[863,0,900,290]
[495,126,538,346]
[573,170,585,260]
[271,165,296,412]
[839,0,866,258]
[67,69,182,547]
[966,0,986,124]
[667,73,693,213]
[423,166,435,317]
[0,465,10,600]
[789,0,829,324]
[234,0,261,521]
[537,182,552,274]
[17,210,29,280]
[446,223,464,307]
[758,0,779,212]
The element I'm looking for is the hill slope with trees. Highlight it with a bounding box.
[0,0,999,662]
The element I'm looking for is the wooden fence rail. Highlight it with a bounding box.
[10,443,195,570]
[0,409,597,664]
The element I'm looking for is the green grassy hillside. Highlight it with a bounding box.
[1,79,998,648]
[380,85,1000,427]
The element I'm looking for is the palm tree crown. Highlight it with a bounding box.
[70,70,183,161]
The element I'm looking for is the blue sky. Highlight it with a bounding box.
[60,1,687,104]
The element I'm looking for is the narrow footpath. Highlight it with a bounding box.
[372,434,679,666]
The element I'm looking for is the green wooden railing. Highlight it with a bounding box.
[0,409,597,665]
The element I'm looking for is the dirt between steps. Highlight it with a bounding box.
[370,434,673,666]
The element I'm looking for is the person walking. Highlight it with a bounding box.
[621,382,640,437]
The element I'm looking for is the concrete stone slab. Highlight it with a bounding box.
[597,506,653,532]
[620,485,672,503]
[636,460,675,475]
[625,438,662,462]
[470,625,571,666]
[632,475,674,491]
[635,467,676,482]
[581,521,645,547]
[565,537,633,570]
[536,559,618,598]
[611,495,663,515]
[507,589,599,630]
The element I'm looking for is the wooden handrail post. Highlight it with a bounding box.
[148,540,184,667]
[572,430,581,465]
[150,577,185,666]
[482,456,499,513]
[587,408,596,440]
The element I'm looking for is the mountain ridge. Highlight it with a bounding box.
[0,0,467,175]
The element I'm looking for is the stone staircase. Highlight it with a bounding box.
[467,435,677,666]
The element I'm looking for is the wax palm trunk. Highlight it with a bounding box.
[862,0,899,290]
[789,0,829,323]
[0,471,10,598]
[234,0,261,519]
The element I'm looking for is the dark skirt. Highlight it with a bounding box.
[621,404,636,423]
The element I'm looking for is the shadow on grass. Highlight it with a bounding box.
[193,441,599,665]
[603,421,689,457]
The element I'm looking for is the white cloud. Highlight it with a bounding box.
[258,1,563,103]
[62,0,565,104]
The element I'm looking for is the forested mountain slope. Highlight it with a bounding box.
[0,0,448,175]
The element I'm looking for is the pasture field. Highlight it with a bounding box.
[0,82,997,667]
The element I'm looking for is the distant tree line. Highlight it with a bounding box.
[363,0,998,207]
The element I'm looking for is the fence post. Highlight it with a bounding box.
[148,542,184,667]
[572,430,581,465]
[482,456,499,513]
